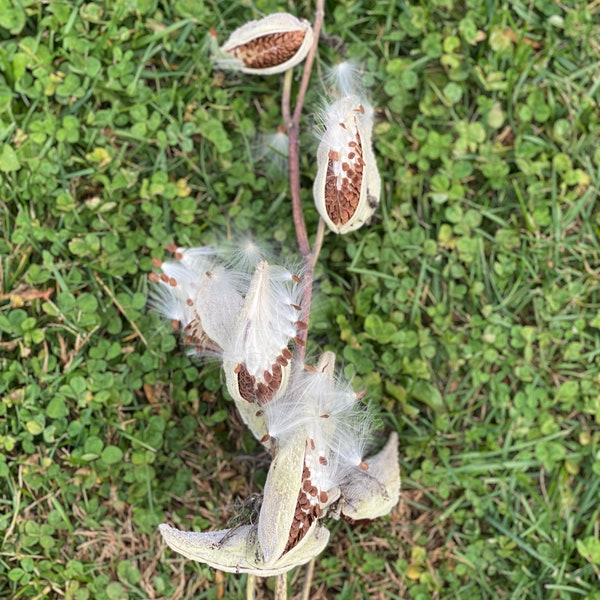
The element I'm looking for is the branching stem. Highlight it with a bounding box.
[283,0,326,361]
[271,4,325,598]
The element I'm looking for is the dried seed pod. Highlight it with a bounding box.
[337,432,401,521]
[222,260,302,439]
[313,95,381,234]
[159,518,330,576]
[214,13,314,76]
[259,431,306,564]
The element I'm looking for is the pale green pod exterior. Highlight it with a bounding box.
[159,519,330,576]
[258,431,307,564]
[337,431,400,520]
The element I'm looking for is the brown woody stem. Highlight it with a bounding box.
[284,0,326,360]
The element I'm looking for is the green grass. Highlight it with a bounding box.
[1,0,599,598]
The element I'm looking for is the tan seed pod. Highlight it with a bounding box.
[159,519,330,577]
[313,95,381,234]
[337,432,400,521]
[214,13,314,76]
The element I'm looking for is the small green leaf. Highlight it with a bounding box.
[8,568,24,582]
[0,2,25,34]
[364,314,397,344]
[106,581,127,600]
[576,537,600,565]
[77,293,99,314]
[70,376,87,395]
[535,440,566,470]
[0,144,20,172]
[46,396,69,419]
[26,421,44,435]
[101,445,124,465]
[84,436,104,455]
[411,381,444,411]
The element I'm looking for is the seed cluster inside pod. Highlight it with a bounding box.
[234,348,292,405]
[182,312,223,355]
[324,129,365,226]
[231,30,307,70]
[285,461,325,552]
[313,69,381,234]
[215,13,314,76]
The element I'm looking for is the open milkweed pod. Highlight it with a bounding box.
[213,13,313,75]
[149,246,242,356]
[258,429,340,567]
[159,517,330,576]
[159,431,332,575]
[222,260,304,441]
[257,352,375,561]
[258,431,306,564]
[313,95,381,234]
[335,431,400,521]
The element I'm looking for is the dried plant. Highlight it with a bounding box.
[313,94,381,233]
[313,61,381,234]
[152,3,399,598]
[212,13,314,75]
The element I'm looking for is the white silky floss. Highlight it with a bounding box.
[151,244,399,575]
[150,242,305,440]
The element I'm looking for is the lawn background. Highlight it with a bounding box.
[1,0,599,598]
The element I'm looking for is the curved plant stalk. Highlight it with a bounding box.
[282,0,326,363]
[279,1,326,596]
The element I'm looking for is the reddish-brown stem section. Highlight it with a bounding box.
[284,0,325,359]
[287,121,309,257]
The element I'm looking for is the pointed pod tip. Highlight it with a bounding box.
[158,523,171,534]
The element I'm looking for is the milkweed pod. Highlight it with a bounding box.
[223,260,299,390]
[259,431,306,565]
[336,431,400,520]
[149,248,239,357]
[220,260,302,442]
[214,13,314,75]
[159,518,329,576]
[313,95,381,234]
